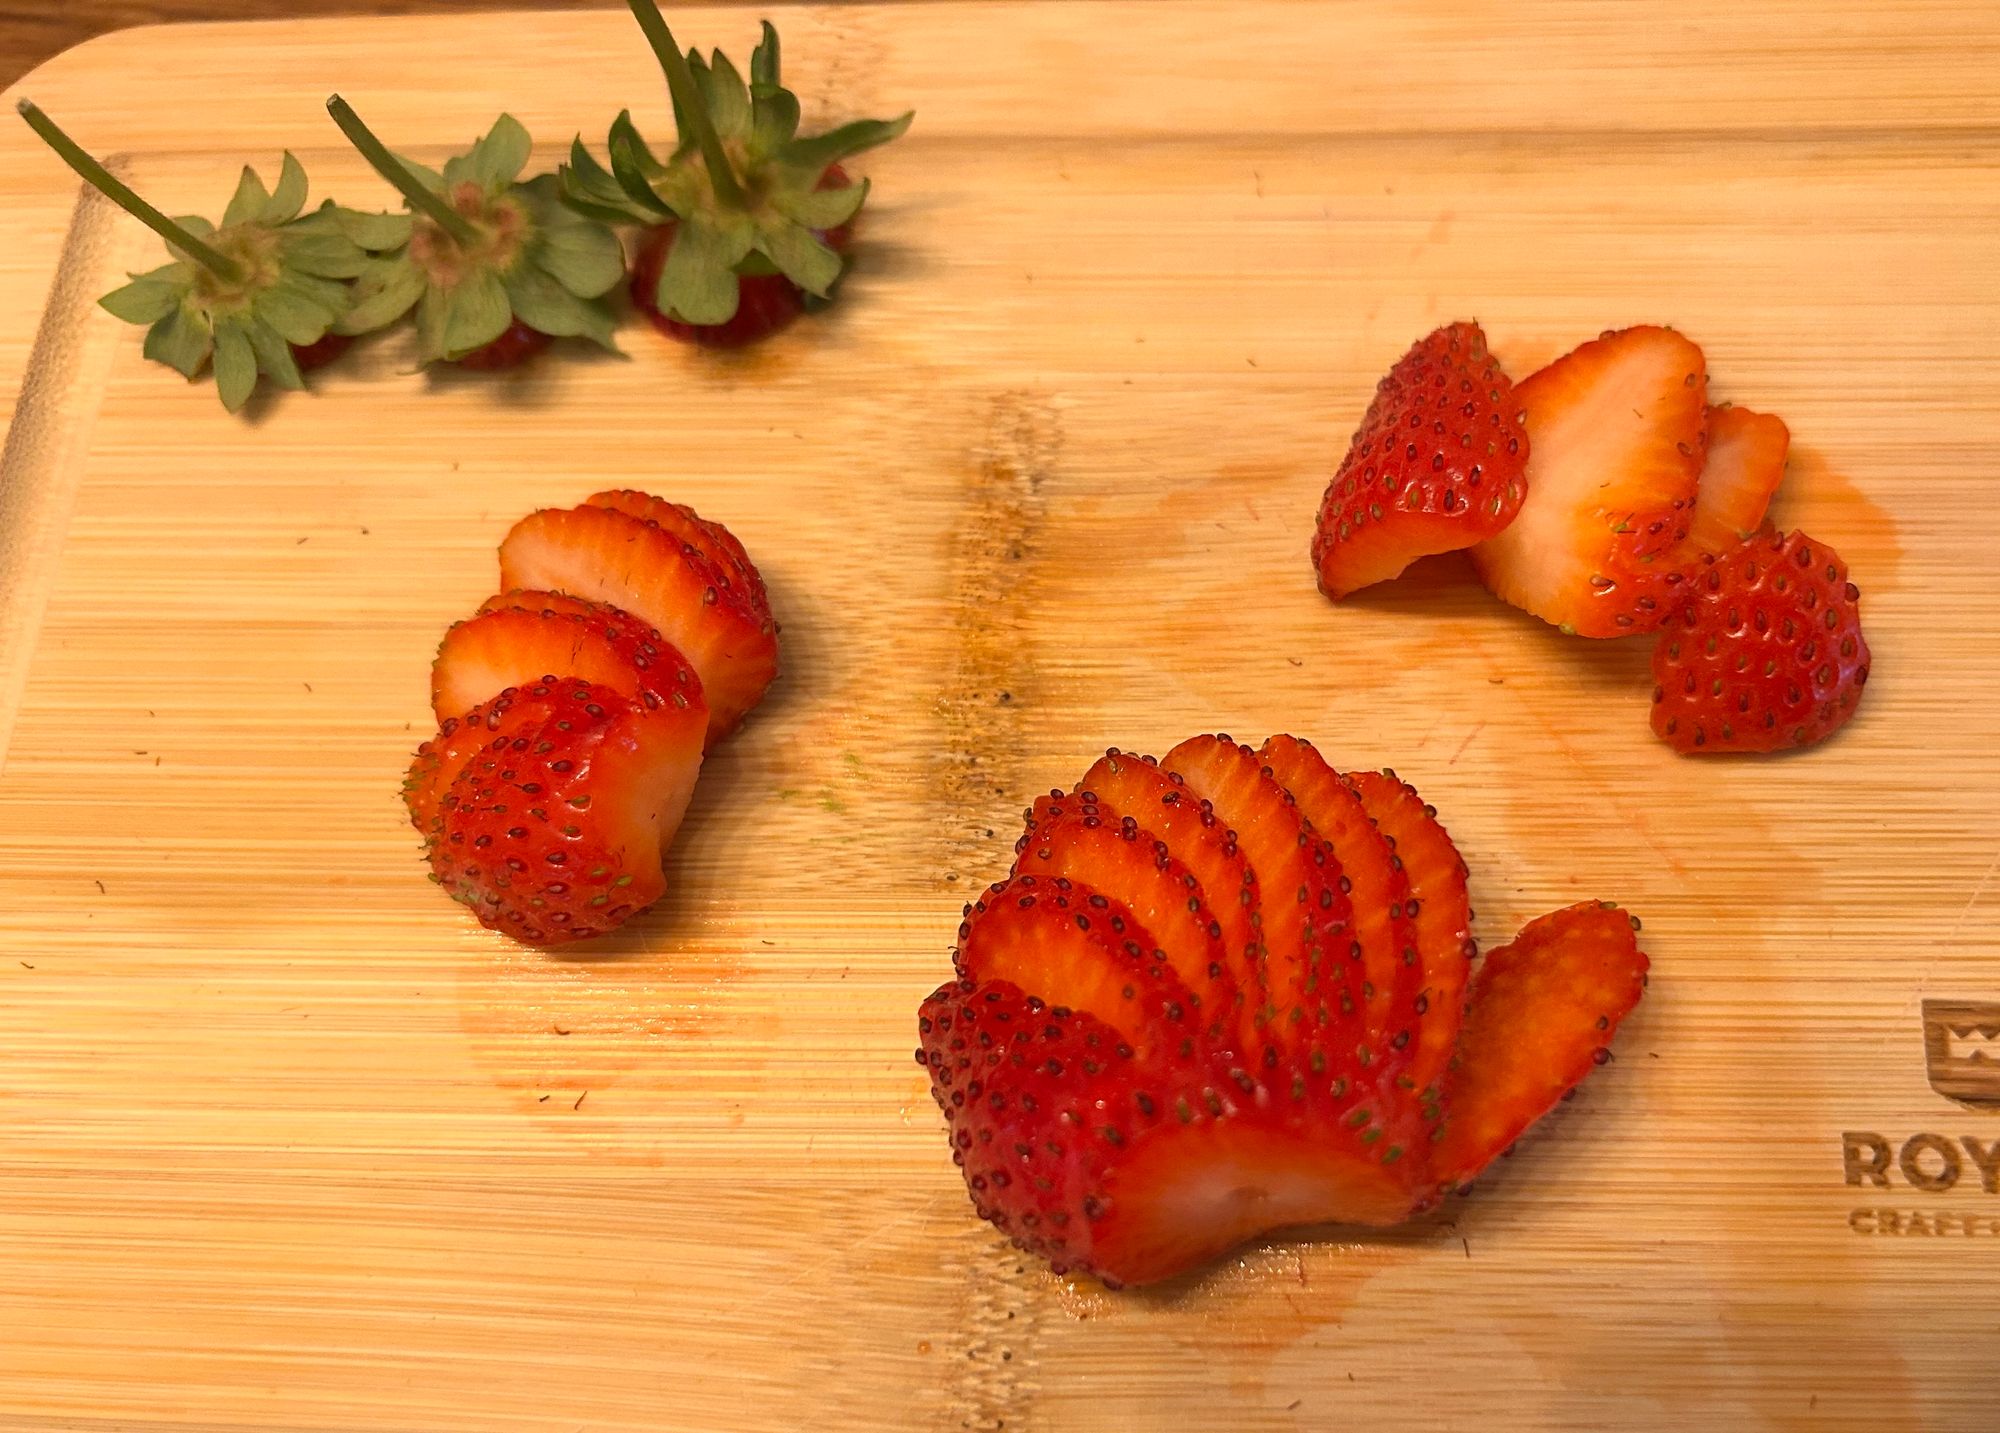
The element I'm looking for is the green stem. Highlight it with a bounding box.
[624,0,746,209]
[325,95,481,247]
[17,99,244,281]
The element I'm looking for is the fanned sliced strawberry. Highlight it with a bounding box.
[1161,735,1361,1064]
[918,978,1422,1288]
[1470,326,1707,636]
[1340,768,1474,1106]
[953,875,1199,1059]
[404,687,526,855]
[497,502,778,744]
[1258,736,1421,1075]
[1432,902,1648,1187]
[1070,749,1264,1040]
[431,595,709,752]
[1312,322,1530,599]
[424,678,703,944]
[585,489,774,629]
[1012,808,1238,1043]
[1685,405,1789,557]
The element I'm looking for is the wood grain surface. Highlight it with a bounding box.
[1,3,1997,1429]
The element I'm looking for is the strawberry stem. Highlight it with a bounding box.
[17,99,244,282]
[325,95,481,247]
[624,0,746,209]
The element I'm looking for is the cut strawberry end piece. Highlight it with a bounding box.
[1431,901,1648,1188]
[1339,768,1473,1107]
[1685,404,1789,557]
[431,594,709,744]
[497,502,778,745]
[404,687,529,856]
[586,488,772,625]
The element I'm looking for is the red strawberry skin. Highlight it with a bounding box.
[1651,528,1871,753]
[631,164,855,349]
[1312,322,1530,599]
[451,319,555,371]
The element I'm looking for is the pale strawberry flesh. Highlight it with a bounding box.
[1686,404,1789,557]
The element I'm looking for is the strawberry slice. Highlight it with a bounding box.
[497,501,778,744]
[585,489,774,629]
[431,594,709,748]
[1650,528,1870,753]
[919,978,1423,1288]
[1161,735,1362,1065]
[423,678,703,945]
[1012,807,1239,1044]
[1470,326,1707,636]
[1685,405,1789,557]
[404,687,527,857]
[1258,737,1422,1076]
[1432,902,1649,1187]
[1312,322,1530,599]
[1339,769,1474,1106]
[954,874,1201,1058]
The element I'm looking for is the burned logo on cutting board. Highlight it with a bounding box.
[1923,999,2000,1109]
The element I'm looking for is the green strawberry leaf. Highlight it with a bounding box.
[221,166,271,228]
[607,112,674,217]
[779,114,914,175]
[750,20,781,88]
[657,218,754,325]
[328,205,414,252]
[212,318,258,411]
[558,140,647,224]
[758,217,842,298]
[335,254,425,335]
[143,302,212,378]
[503,264,616,349]
[535,218,626,299]
[264,152,309,224]
[442,269,512,357]
[471,114,533,189]
[282,228,371,280]
[750,84,800,155]
[244,316,305,392]
[253,280,337,345]
[702,50,752,141]
[771,176,867,231]
[100,264,186,325]
[414,283,450,360]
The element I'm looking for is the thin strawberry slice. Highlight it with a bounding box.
[1340,769,1474,1107]
[1431,901,1648,1188]
[431,594,709,747]
[404,687,527,856]
[426,678,703,945]
[1259,736,1422,1078]
[1312,322,1530,598]
[1685,404,1789,557]
[1012,809,1238,1045]
[918,978,1424,1288]
[497,502,778,744]
[585,489,774,630]
[1071,749,1264,1035]
[1470,325,1707,636]
[953,874,1200,1059]
[1161,735,1362,1065]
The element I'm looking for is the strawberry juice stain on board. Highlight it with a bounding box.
[1772,445,1904,595]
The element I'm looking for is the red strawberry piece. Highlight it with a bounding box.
[431,593,709,748]
[918,978,1423,1288]
[450,318,556,371]
[289,330,353,373]
[629,165,857,350]
[953,874,1201,1059]
[404,686,526,855]
[1258,736,1422,1077]
[1339,768,1474,1107]
[1161,735,1362,1066]
[1470,325,1708,636]
[424,677,702,945]
[1431,902,1648,1188]
[1069,750,1264,1042]
[585,489,774,629]
[1650,528,1870,753]
[1011,806,1237,1045]
[1311,322,1530,598]
[497,501,778,744]
[1685,404,1789,557]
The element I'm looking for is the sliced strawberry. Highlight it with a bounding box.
[1339,769,1474,1107]
[1432,901,1648,1188]
[404,687,527,856]
[1311,322,1530,599]
[918,978,1424,1288]
[1470,326,1707,636]
[1012,808,1238,1044]
[1258,736,1422,1076]
[1651,528,1870,753]
[497,501,779,744]
[425,678,703,945]
[1685,405,1789,557]
[584,489,774,631]
[953,874,1201,1059]
[1161,735,1362,1065]
[430,594,709,748]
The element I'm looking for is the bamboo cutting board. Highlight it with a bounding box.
[0,3,1996,1428]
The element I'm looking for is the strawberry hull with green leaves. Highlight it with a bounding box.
[563,3,911,347]
[917,738,1648,1288]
